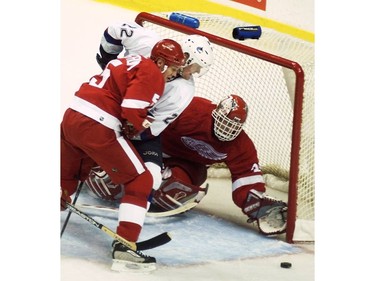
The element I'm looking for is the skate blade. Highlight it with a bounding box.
[111,259,157,272]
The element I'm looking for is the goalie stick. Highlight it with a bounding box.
[76,190,202,218]
[76,201,199,217]
[63,201,172,251]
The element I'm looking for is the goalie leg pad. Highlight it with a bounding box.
[163,158,207,186]
[151,174,208,212]
[144,161,162,191]
[85,166,124,201]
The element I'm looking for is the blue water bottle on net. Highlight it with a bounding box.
[168,12,200,29]
[232,26,262,40]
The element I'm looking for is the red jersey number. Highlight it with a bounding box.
[89,55,142,89]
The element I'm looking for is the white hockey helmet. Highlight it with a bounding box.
[212,94,248,141]
[181,35,213,76]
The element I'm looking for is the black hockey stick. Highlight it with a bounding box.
[64,201,172,251]
[60,181,84,237]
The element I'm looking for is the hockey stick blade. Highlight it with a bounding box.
[148,202,198,217]
[64,201,171,251]
[136,231,172,251]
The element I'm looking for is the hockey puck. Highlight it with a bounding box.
[280,262,292,268]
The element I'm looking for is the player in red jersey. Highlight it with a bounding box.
[85,21,215,213]
[152,95,287,235]
[60,38,185,269]
[92,23,214,201]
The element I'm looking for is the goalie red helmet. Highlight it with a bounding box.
[212,94,248,141]
[85,167,124,201]
[150,39,185,67]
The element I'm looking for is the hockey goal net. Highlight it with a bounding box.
[135,12,314,243]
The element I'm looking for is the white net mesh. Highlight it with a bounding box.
[140,12,314,241]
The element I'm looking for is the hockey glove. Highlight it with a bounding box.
[96,45,118,70]
[60,188,72,211]
[122,121,137,139]
[122,115,155,139]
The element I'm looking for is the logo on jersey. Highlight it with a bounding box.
[181,136,227,160]
[142,151,159,157]
[251,163,261,173]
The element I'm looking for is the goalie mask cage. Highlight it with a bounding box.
[135,12,314,243]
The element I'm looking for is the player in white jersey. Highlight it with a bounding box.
[141,35,213,139]
[87,22,214,205]
[96,21,161,69]
[96,23,213,138]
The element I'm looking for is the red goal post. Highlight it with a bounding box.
[135,12,314,243]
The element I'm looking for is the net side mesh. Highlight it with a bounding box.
[141,12,314,242]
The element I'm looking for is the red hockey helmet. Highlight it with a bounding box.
[150,39,185,67]
[212,94,248,141]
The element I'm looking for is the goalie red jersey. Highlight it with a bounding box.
[160,96,266,209]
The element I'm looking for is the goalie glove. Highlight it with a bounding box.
[256,205,287,236]
[242,189,287,235]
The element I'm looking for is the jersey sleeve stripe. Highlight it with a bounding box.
[121,99,150,109]
[232,175,265,192]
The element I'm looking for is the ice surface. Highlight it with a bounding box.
[61,187,301,267]
[61,181,314,281]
